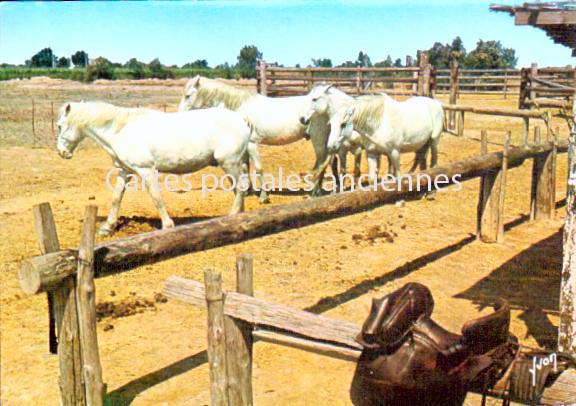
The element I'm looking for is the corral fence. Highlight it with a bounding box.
[519,63,576,110]
[18,121,573,404]
[257,54,574,109]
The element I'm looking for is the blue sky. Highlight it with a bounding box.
[0,1,573,68]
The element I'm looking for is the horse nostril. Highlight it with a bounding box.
[300,117,309,125]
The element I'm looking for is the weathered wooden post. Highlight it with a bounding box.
[76,206,105,406]
[256,60,268,96]
[418,52,431,97]
[204,269,229,406]
[530,123,556,221]
[31,98,36,146]
[529,63,538,109]
[449,60,460,128]
[519,68,529,109]
[51,101,56,141]
[457,111,465,137]
[523,117,530,144]
[558,95,576,356]
[225,254,254,405]
[477,130,510,243]
[306,68,313,92]
[33,203,60,354]
[355,68,362,96]
[29,202,85,404]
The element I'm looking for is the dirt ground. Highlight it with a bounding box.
[0,78,572,405]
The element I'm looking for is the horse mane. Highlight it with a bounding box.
[351,97,388,132]
[61,102,153,133]
[193,78,255,110]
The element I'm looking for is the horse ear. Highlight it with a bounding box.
[346,105,356,116]
[193,75,201,88]
[325,84,334,93]
[65,103,71,116]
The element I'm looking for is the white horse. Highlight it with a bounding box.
[178,76,330,199]
[56,101,252,235]
[300,85,366,181]
[323,93,444,184]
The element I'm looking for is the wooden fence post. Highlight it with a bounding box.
[76,206,105,406]
[205,269,229,406]
[51,101,55,141]
[33,203,60,354]
[355,68,361,96]
[519,68,529,109]
[449,60,459,128]
[477,131,509,243]
[530,125,556,221]
[418,52,431,97]
[258,60,268,96]
[529,63,538,108]
[523,117,530,144]
[31,99,36,146]
[457,111,465,137]
[30,202,85,404]
[225,254,254,405]
[306,68,313,92]
[558,95,576,356]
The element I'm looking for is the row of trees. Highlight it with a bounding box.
[3,38,518,82]
[310,37,517,69]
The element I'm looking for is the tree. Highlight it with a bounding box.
[182,59,209,69]
[56,57,70,68]
[311,58,332,68]
[71,51,89,67]
[30,48,55,68]
[356,51,372,67]
[236,45,262,78]
[84,57,115,82]
[394,58,403,68]
[374,55,393,68]
[427,36,467,69]
[124,58,146,79]
[465,40,517,68]
[148,58,172,79]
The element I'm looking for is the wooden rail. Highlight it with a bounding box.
[19,140,568,296]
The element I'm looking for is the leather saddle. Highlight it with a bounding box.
[350,283,518,406]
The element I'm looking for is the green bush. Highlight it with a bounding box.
[84,57,115,82]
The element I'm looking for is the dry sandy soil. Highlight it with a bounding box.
[0,78,572,405]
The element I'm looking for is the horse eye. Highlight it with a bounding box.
[312,97,318,102]
[340,123,347,129]
[185,95,191,99]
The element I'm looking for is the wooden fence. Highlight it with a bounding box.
[436,61,520,98]
[164,265,576,406]
[519,63,575,109]
[257,58,574,110]
[19,130,571,404]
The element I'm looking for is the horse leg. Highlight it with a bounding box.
[221,159,248,215]
[425,139,440,201]
[332,153,341,192]
[389,149,401,177]
[140,168,175,229]
[247,141,270,204]
[99,168,127,236]
[409,145,429,173]
[367,152,380,187]
[353,148,362,180]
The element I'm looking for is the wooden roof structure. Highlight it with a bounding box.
[491,2,576,56]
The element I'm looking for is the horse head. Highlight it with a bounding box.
[178,75,201,112]
[56,102,85,159]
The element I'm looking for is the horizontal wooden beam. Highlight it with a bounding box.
[19,142,567,295]
[441,104,548,119]
[515,10,576,25]
[164,275,363,350]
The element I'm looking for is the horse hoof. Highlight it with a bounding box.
[259,195,271,204]
[163,220,175,229]
[425,192,436,201]
[395,200,405,208]
[98,226,113,236]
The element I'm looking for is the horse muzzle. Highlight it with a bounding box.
[299,116,310,126]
